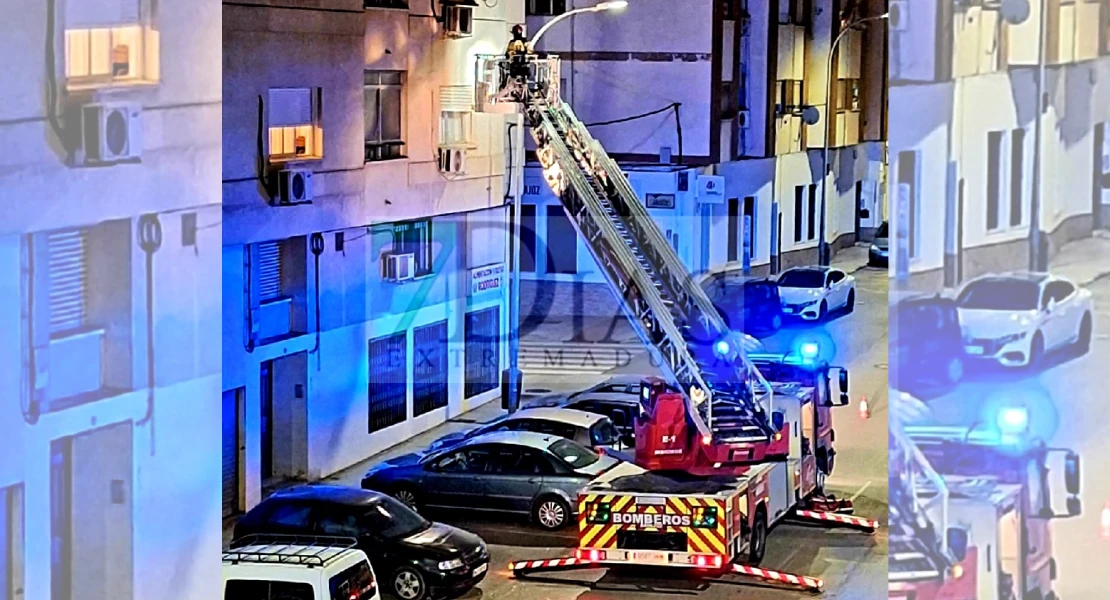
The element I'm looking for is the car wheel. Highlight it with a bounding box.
[846,289,856,313]
[818,300,828,322]
[393,487,422,514]
[747,507,768,565]
[392,566,428,600]
[1028,332,1045,369]
[1076,313,1093,354]
[533,496,571,530]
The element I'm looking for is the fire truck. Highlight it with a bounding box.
[899,408,1082,600]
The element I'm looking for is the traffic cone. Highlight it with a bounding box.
[1100,502,1110,540]
[859,396,870,420]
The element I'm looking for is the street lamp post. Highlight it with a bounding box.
[818,13,888,266]
[1028,0,1046,271]
[504,0,629,414]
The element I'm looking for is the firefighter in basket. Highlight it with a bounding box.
[498,25,533,102]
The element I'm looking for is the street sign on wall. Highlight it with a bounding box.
[470,263,505,296]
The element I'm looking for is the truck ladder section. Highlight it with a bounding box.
[889,425,951,586]
[525,98,775,446]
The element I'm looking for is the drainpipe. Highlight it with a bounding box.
[137,214,163,455]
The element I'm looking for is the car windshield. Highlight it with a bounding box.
[363,496,430,540]
[590,420,620,446]
[779,270,825,288]
[876,222,888,238]
[549,438,601,469]
[957,280,1039,311]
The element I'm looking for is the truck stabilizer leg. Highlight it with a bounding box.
[806,494,855,514]
[730,564,825,593]
[508,557,587,577]
[792,509,879,533]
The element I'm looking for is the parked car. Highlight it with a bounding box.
[956,272,1094,368]
[363,431,620,530]
[565,374,644,400]
[891,294,965,394]
[777,266,857,321]
[231,485,488,600]
[425,407,630,457]
[705,276,785,336]
[869,221,889,267]
[223,536,380,600]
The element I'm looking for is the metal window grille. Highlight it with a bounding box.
[47,230,89,335]
[464,307,500,399]
[368,332,408,433]
[257,241,283,302]
[413,321,449,417]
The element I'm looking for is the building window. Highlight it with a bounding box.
[1011,128,1026,227]
[364,0,408,8]
[413,321,449,418]
[465,307,500,399]
[794,186,805,243]
[778,0,806,24]
[368,332,408,434]
[251,237,308,343]
[527,0,567,15]
[520,204,537,273]
[727,197,740,262]
[392,219,433,278]
[836,79,860,112]
[722,0,741,20]
[440,111,474,147]
[807,184,818,241]
[1,485,24,600]
[268,88,323,161]
[987,131,1004,231]
[365,71,405,162]
[64,0,160,88]
[776,80,804,114]
[897,150,918,259]
[720,80,739,120]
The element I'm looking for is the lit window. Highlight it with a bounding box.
[64,0,159,87]
[268,88,323,162]
[439,111,473,147]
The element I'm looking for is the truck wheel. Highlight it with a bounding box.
[533,496,571,530]
[748,508,768,565]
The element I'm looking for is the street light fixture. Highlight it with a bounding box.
[818,12,888,267]
[530,0,629,48]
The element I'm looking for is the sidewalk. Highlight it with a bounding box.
[1049,230,1110,286]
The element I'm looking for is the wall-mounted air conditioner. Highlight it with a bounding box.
[382,252,416,282]
[81,102,142,165]
[442,1,475,38]
[277,168,314,205]
[438,146,468,174]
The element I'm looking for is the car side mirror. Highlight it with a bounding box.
[946,527,969,562]
[1066,495,1082,517]
[838,368,849,395]
[1064,452,1080,495]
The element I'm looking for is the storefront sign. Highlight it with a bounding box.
[470,263,505,296]
[646,193,676,209]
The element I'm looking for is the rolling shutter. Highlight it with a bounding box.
[257,241,283,301]
[222,390,239,518]
[47,230,89,335]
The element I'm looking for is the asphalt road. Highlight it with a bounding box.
[443,265,892,600]
[902,275,1110,599]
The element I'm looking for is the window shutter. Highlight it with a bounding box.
[257,241,283,302]
[268,88,313,128]
[67,0,141,29]
[47,230,88,335]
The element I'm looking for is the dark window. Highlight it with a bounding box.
[722,0,740,20]
[590,420,621,446]
[224,580,315,600]
[490,448,551,475]
[369,332,407,433]
[265,502,313,529]
[520,204,537,272]
[807,184,817,241]
[727,198,740,262]
[465,307,500,398]
[329,561,377,600]
[365,71,405,162]
[549,438,600,469]
[392,219,433,277]
[720,80,738,119]
[779,269,825,288]
[436,447,492,473]
[1048,281,1075,303]
[316,511,361,537]
[360,496,429,540]
[956,279,1040,311]
[1011,128,1025,227]
[987,131,1003,230]
[545,204,578,274]
[527,0,567,15]
[743,196,756,257]
[794,186,805,242]
[897,151,917,258]
[518,419,578,440]
[413,321,448,417]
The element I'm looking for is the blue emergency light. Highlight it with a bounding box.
[997,406,1030,434]
[799,342,820,360]
[714,340,731,356]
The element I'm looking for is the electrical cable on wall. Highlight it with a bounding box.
[309,233,325,370]
[21,238,40,425]
[45,0,70,153]
[256,96,275,202]
[584,102,685,164]
[136,214,163,455]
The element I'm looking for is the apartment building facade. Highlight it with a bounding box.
[889,0,1110,290]
[521,0,889,301]
[0,1,222,599]
[222,0,526,515]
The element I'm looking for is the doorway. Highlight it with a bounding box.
[1094,121,1107,230]
[222,388,244,518]
[261,352,309,485]
[2,485,24,600]
[545,204,578,274]
[854,181,864,241]
[51,422,133,600]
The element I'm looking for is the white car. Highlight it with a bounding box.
[777,266,857,321]
[223,537,380,600]
[956,273,1094,368]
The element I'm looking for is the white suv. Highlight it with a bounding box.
[223,536,380,600]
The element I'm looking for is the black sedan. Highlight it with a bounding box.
[231,485,488,600]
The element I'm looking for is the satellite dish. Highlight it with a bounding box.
[801,106,820,126]
[1000,0,1030,25]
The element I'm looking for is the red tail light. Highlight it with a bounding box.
[576,549,607,562]
[694,554,724,568]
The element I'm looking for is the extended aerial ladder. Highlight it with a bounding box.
[476,54,777,456]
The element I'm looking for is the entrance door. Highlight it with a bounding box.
[51,422,134,600]
[1095,121,1107,230]
[260,361,274,481]
[222,388,243,518]
[854,181,863,241]
[545,205,578,274]
[270,352,309,482]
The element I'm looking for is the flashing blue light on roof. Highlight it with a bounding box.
[998,406,1029,434]
[715,340,731,356]
[799,342,820,359]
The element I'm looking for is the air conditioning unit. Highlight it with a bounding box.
[382,252,416,282]
[443,3,474,38]
[438,146,468,174]
[81,102,142,164]
[889,1,908,32]
[277,168,314,205]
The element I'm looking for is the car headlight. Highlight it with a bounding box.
[438,559,465,571]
